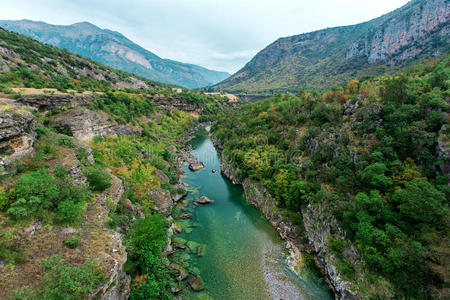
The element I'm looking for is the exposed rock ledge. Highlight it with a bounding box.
[217,144,361,300]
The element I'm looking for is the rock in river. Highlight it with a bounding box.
[176,211,192,219]
[189,162,204,171]
[170,263,188,281]
[195,196,213,204]
[188,276,205,291]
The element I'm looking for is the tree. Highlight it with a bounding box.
[393,178,445,225]
[361,163,393,190]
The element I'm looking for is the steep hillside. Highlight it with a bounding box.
[212,55,449,298]
[210,0,449,94]
[0,20,230,89]
[0,28,232,299]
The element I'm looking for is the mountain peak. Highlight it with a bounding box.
[0,20,230,88]
[210,0,449,94]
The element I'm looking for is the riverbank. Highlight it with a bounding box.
[168,130,332,299]
[211,133,360,299]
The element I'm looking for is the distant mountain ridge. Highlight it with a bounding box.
[209,0,449,94]
[0,20,230,89]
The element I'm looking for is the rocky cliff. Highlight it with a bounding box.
[209,0,449,93]
[216,143,392,299]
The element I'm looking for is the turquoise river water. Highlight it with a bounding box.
[171,134,333,300]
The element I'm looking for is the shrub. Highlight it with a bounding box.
[56,200,84,224]
[329,237,348,255]
[10,286,36,300]
[56,136,75,147]
[0,188,15,211]
[126,215,174,299]
[84,167,112,192]
[40,255,105,299]
[15,169,58,204]
[63,236,81,249]
[7,197,42,220]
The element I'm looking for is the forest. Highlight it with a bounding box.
[213,55,449,298]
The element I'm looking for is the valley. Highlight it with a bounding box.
[0,0,448,299]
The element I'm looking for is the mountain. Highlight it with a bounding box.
[0,20,230,89]
[209,0,449,94]
[213,54,449,298]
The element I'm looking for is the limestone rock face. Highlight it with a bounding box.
[0,103,38,167]
[49,108,139,142]
[346,0,450,64]
[154,169,170,183]
[149,188,173,216]
[19,93,94,111]
[100,271,130,300]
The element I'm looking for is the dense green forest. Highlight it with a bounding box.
[213,55,449,298]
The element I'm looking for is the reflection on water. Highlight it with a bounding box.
[172,135,332,300]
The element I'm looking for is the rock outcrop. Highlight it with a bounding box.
[0,101,39,168]
[49,108,139,142]
[219,149,367,299]
[19,93,95,111]
[149,188,173,216]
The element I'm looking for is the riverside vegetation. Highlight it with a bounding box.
[0,11,448,300]
[212,55,450,298]
[0,27,230,299]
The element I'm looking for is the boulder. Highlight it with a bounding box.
[188,276,205,291]
[149,188,173,216]
[195,196,213,204]
[170,263,188,281]
[154,169,170,183]
[171,222,182,233]
[189,162,204,171]
[176,212,192,219]
[167,145,177,156]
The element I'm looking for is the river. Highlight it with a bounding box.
[171,133,332,299]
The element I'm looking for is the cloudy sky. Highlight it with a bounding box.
[0,0,410,73]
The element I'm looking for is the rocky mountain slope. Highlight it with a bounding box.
[0,27,233,299]
[212,54,449,298]
[0,20,230,89]
[209,0,449,94]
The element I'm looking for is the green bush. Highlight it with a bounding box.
[84,167,112,192]
[10,286,37,300]
[7,169,89,222]
[39,255,105,299]
[126,214,174,299]
[56,136,75,147]
[56,200,84,224]
[7,197,42,220]
[63,236,81,249]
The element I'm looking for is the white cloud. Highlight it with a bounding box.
[0,0,410,73]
